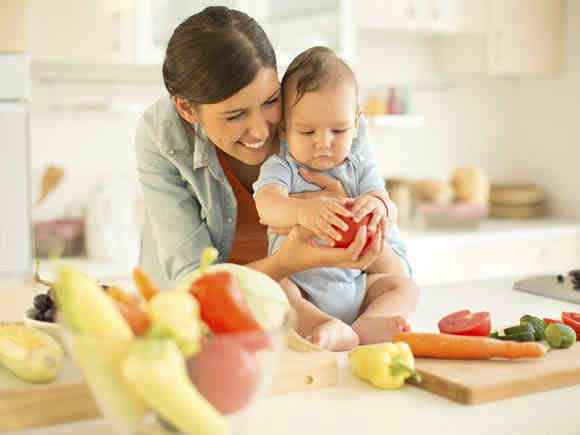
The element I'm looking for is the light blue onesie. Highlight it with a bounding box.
[253,140,411,324]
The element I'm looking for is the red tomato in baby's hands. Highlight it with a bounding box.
[333,207,376,251]
[187,339,260,415]
[438,310,491,336]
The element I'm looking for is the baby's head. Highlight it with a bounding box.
[281,47,360,171]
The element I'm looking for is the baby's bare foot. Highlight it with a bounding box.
[306,319,360,351]
[352,315,411,345]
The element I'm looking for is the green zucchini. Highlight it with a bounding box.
[500,331,535,342]
[520,315,547,341]
[492,324,535,342]
[504,324,534,336]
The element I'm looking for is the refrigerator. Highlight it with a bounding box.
[0,54,32,278]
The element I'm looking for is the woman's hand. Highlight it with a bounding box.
[277,224,386,274]
[290,168,349,199]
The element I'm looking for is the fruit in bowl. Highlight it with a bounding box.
[24,264,117,349]
[54,248,292,435]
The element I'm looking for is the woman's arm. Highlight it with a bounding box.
[244,224,386,281]
[136,115,214,284]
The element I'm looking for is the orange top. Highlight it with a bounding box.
[217,150,268,265]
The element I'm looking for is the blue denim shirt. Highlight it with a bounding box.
[135,96,411,289]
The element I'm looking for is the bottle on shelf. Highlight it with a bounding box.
[363,91,387,117]
[387,87,405,115]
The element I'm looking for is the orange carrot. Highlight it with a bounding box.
[107,285,138,305]
[107,285,150,336]
[393,332,547,360]
[133,267,160,301]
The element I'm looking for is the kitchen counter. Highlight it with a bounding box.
[33,217,580,287]
[1,275,579,435]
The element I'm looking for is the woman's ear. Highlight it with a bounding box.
[172,96,199,124]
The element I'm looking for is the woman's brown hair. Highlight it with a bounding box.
[163,6,276,106]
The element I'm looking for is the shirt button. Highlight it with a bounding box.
[226,217,233,224]
[168,149,175,156]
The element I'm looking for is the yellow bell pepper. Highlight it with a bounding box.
[348,342,421,390]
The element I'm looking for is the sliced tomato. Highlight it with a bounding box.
[438,309,491,336]
[561,312,580,340]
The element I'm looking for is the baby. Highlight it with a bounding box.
[253,47,419,351]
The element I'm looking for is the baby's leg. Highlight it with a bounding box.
[351,273,419,345]
[279,278,359,351]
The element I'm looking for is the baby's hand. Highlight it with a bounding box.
[297,197,352,246]
[350,194,390,234]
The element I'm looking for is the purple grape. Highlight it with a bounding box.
[27,307,39,319]
[44,308,57,323]
[33,294,52,311]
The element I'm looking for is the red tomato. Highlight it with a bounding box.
[334,206,376,251]
[543,317,563,325]
[561,312,580,340]
[438,309,491,336]
[189,271,270,352]
[187,339,260,414]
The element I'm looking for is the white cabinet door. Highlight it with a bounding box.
[437,0,564,77]
[356,0,485,34]
[487,0,564,76]
[0,0,29,53]
[30,0,135,64]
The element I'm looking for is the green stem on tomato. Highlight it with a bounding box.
[199,247,218,276]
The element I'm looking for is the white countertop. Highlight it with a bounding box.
[2,275,580,435]
[32,217,580,284]
[401,217,580,247]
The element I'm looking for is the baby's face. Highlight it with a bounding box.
[284,82,358,171]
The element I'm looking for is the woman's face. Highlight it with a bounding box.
[179,67,282,167]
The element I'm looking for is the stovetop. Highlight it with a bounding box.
[514,270,580,304]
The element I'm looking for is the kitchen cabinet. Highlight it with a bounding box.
[251,0,354,70]
[437,0,564,77]
[0,0,29,53]
[355,0,487,35]
[30,0,135,64]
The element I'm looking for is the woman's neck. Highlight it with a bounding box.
[223,153,261,193]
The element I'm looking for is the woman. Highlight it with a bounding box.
[135,6,410,292]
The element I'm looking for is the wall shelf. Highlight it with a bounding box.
[369,115,424,128]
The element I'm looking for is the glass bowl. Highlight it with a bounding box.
[60,303,296,435]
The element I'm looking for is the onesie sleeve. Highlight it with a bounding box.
[252,154,293,197]
[357,155,387,196]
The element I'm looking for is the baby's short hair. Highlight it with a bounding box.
[281,46,358,111]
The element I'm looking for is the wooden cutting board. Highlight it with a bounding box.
[0,346,337,431]
[410,342,580,404]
